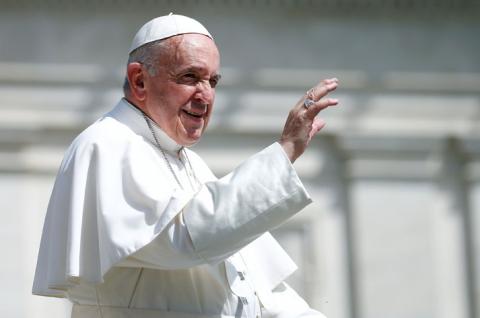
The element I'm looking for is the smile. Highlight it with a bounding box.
[183,109,205,118]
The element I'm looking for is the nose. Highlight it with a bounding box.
[193,80,215,104]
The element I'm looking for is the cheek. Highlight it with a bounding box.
[175,87,199,108]
[152,94,182,117]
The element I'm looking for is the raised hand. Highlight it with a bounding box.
[279,78,339,162]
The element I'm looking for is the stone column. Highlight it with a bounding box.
[313,135,358,318]
[432,138,477,318]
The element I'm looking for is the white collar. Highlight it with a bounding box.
[110,98,184,155]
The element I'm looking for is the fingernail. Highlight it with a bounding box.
[328,83,337,89]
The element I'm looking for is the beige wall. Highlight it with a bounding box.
[0,1,479,317]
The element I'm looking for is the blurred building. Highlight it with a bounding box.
[0,1,479,317]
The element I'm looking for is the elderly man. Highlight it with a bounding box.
[33,14,338,318]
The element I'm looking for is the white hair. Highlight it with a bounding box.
[122,38,177,95]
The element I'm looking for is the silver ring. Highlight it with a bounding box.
[304,98,315,109]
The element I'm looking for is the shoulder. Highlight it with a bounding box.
[74,115,139,148]
[60,114,144,170]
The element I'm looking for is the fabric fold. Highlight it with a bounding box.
[183,142,311,264]
[33,101,195,296]
[32,99,313,303]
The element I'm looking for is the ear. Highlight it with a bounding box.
[127,62,147,102]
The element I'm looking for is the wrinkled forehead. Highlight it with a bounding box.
[160,34,220,71]
[176,34,219,57]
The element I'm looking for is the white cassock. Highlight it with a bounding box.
[32,98,327,318]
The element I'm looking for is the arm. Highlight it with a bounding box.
[118,78,340,269]
[118,142,310,269]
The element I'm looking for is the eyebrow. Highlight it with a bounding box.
[179,66,221,79]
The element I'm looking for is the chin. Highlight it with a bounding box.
[178,134,202,146]
[176,124,207,146]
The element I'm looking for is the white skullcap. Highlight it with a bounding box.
[129,13,212,53]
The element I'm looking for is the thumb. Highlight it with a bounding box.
[309,118,326,139]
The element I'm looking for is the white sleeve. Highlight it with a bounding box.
[117,213,202,269]
[118,142,311,269]
[262,283,328,318]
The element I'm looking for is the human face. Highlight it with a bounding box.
[143,34,220,146]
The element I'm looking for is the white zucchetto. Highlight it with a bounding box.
[129,13,213,53]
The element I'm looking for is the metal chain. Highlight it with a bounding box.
[143,113,184,190]
[180,148,201,191]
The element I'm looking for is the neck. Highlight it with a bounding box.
[121,98,184,155]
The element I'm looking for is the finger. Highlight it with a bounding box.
[309,79,339,99]
[322,77,339,85]
[309,118,326,139]
[305,98,339,119]
[310,82,338,100]
[295,78,339,112]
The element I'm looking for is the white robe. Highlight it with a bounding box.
[32,98,326,318]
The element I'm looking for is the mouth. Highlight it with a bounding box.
[182,109,206,119]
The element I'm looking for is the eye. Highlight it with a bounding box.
[179,73,199,84]
[209,78,218,88]
[209,75,221,88]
